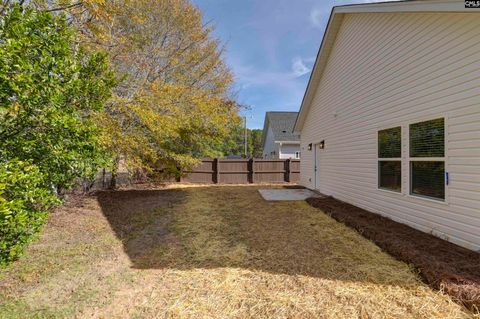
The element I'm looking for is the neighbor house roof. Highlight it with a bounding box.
[293,0,480,132]
[262,112,300,148]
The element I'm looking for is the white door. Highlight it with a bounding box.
[314,143,321,190]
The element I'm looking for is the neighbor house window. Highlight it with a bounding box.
[409,118,445,200]
[378,126,402,192]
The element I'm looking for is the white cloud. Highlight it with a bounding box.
[291,57,311,77]
[309,8,325,28]
[229,57,307,102]
[230,56,312,91]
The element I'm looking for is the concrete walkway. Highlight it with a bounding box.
[258,188,322,201]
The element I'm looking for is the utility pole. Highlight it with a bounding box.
[244,116,247,158]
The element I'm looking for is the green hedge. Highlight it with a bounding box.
[0,161,58,265]
[0,5,116,266]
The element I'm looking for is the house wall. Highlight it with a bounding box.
[262,126,279,159]
[300,12,480,251]
[279,144,301,159]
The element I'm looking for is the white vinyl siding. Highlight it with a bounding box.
[279,144,301,159]
[300,12,480,250]
[262,126,278,159]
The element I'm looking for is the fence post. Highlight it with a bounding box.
[286,159,291,183]
[250,158,255,184]
[214,158,220,184]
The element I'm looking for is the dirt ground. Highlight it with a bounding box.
[0,186,475,318]
[306,196,480,313]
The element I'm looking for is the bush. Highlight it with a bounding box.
[0,5,116,193]
[0,5,116,265]
[0,161,58,266]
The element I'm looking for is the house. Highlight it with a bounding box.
[294,0,480,251]
[261,112,301,159]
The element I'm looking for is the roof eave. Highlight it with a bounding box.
[294,8,343,132]
[335,0,479,14]
[293,0,480,133]
[274,141,301,144]
[261,113,270,150]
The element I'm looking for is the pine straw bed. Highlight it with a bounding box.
[306,196,480,314]
[0,186,475,318]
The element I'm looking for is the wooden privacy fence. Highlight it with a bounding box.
[180,158,300,184]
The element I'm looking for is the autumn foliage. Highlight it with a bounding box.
[62,0,242,181]
[1,0,240,264]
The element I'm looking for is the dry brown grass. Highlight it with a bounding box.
[0,185,475,318]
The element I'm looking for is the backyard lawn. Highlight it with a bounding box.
[0,186,474,318]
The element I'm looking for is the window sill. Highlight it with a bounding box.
[406,193,449,206]
[377,187,402,195]
[377,188,449,205]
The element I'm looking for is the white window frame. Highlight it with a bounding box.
[377,125,403,194]
[406,116,448,203]
[375,115,449,204]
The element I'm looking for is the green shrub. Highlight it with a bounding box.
[0,160,58,266]
[0,5,116,265]
[0,5,116,193]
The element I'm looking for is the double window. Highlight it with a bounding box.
[377,118,446,201]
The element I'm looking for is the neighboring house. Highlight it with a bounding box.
[294,0,480,251]
[262,112,301,159]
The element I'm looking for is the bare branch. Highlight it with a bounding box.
[46,1,83,13]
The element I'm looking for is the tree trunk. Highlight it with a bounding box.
[109,157,120,189]
[102,168,106,189]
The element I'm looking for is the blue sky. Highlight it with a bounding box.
[190,0,392,128]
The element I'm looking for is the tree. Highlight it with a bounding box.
[0,4,117,191]
[0,4,116,263]
[221,126,264,158]
[248,129,263,158]
[35,0,241,183]
[221,123,246,157]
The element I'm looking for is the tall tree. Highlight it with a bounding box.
[34,0,241,183]
[248,129,263,158]
[221,126,264,158]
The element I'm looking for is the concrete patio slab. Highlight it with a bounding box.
[258,189,322,201]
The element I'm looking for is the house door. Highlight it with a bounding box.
[314,143,321,190]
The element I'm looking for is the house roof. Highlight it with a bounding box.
[294,0,480,132]
[262,112,300,148]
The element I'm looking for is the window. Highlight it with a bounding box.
[409,118,445,200]
[378,126,402,192]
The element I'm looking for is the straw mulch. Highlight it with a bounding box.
[307,196,480,314]
[0,186,474,318]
